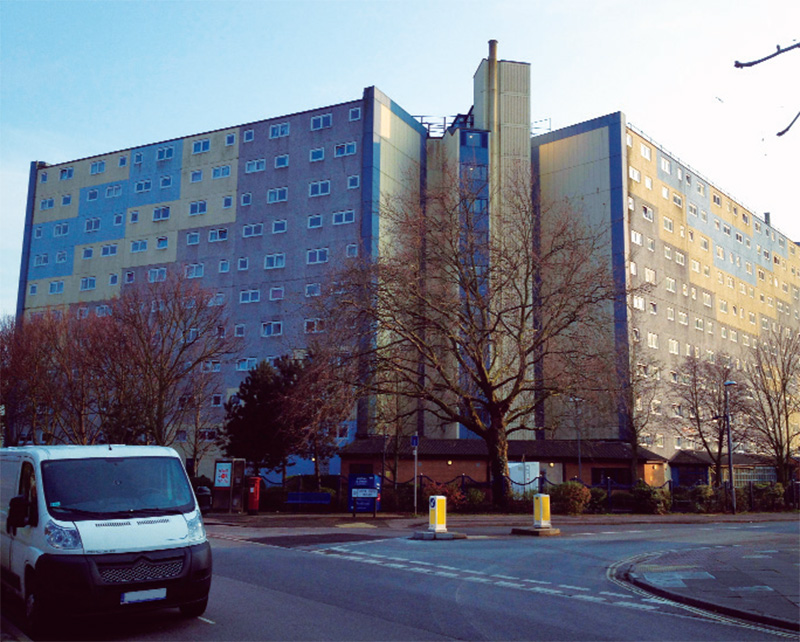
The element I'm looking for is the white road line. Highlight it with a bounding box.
[522,579,552,585]
[495,581,520,588]
[559,584,590,591]
[384,563,408,569]
[198,617,215,624]
[571,595,607,603]
[613,601,658,611]
[492,574,520,580]
[434,571,459,578]
[599,591,631,598]
[523,586,564,595]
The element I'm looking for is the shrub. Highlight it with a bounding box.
[609,490,635,512]
[260,485,286,511]
[550,481,591,515]
[423,481,467,510]
[631,481,672,514]
[587,487,608,513]
[752,483,785,511]
[466,488,486,508]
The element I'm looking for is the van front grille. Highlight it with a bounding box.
[99,558,183,584]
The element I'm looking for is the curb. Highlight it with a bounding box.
[621,567,800,633]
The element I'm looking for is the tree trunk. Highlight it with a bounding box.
[485,427,509,508]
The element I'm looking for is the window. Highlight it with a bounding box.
[662,186,669,200]
[222,195,233,209]
[309,148,325,162]
[130,239,147,253]
[666,307,675,321]
[211,394,223,407]
[668,339,679,355]
[245,159,266,173]
[239,289,260,304]
[264,253,285,269]
[78,276,96,291]
[54,222,69,237]
[61,194,72,206]
[148,268,167,283]
[640,144,651,160]
[153,206,170,221]
[243,223,263,237]
[237,257,248,271]
[346,243,358,258]
[123,270,134,284]
[132,152,143,165]
[647,237,655,252]
[226,133,236,146]
[105,185,122,198]
[237,358,257,371]
[269,286,284,301]
[309,180,330,197]
[713,194,722,206]
[633,296,645,312]
[272,220,287,234]
[642,205,653,221]
[157,236,168,250]
[40,171,48,183]
[700,237,709,251]
[56,250,66,263]
[85,217,101,232]
[348,175,360,189]
[156,146,174,161]
[304,318,324,334]
[649,301,658,315]
[275,154,289,168]
[60,167,74,180]
[629,261,637,275]
[665,277,676,292]
[219,259,229,273]
[241,193,252,206]
[268,187,288,203]
[305,283,321,297]
[87,189,99,202]
[310,114,332,130]
[307,248,329,264]
[631,230,642,245]
[644,267,656,284]
[95,304,111,317]
[34,227,43,239]
[187,231,200,245]
[672,194,682,208]
[334,141,357,157]
[40,198,54,210]
[101,243,118,257]
[189,200,207,216]
[234,324,245,337]
[664,246,672,260]
[661,158,671,174]
[333,209,355,225]
[675,252,685,266]
[308,214,323,229]
[192,139,210,154]
[82,247,93,260]
[628,166,641,182]
[134,179,151,193]
[678,311,688,325]
[261,321,283,337]
[159,176,172,189]
[191,170,203,183]
[89,160,105,176]
[663,217,674,232]
[34,253,49,267]
[647,332,658,349]
[49,281,64,295]
[349,107,361,121]
[269,122,290,138]
[243,129,254,143]
[212,165,231,179]
[209,228,228,242]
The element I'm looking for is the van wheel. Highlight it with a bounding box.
[24,571,47,636]
[179,597,208,618]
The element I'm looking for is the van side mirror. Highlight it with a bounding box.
[7,495,30,528]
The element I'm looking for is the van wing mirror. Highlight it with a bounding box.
[7,495,30,528]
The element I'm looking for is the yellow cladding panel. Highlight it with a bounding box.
[534,494,551,527]
[428,495,447,532]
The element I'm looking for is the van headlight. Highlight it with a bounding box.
[45,520,83,550]
[185,512,206,544]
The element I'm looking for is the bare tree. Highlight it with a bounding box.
[670,354,752,485]
[734,41,800,137]
[332,166,620,506]
[741,325,800,485]
[110,271,234,446]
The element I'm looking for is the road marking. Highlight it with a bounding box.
[495,581,520,588]
[492,574,520,580]
[613,601,658,611]
[434,571,459,578]
[559,584,590,591]
[198,617,215,624]
[571,594,607,603]
[624,530,645,533]
[523,586,563,595]
[522,579,552,585]
[384,563,408,569]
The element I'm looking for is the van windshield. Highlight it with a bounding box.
[41,456,195,521]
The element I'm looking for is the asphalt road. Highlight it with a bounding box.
[3,519,797,641]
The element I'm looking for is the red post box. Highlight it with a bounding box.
[247,476,261,514]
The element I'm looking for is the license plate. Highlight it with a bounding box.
[121,588,167,604]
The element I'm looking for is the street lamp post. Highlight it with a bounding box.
[571,397,583,482]
[724,380,737,514]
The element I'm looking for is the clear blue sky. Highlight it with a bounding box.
[1,0,798,318]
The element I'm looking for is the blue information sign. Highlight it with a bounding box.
[410,435,419,448]
[348,474,381,515]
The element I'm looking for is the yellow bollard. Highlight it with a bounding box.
[533,494,551,528]
[428,495,447,533]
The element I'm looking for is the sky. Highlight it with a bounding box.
[1,0,798,319]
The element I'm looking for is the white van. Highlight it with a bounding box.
[0,445,212,633]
